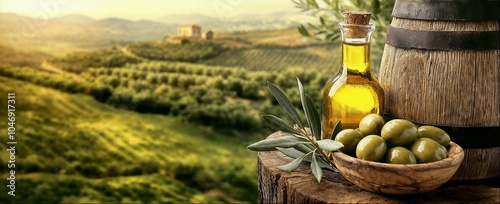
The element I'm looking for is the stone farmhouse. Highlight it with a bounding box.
[177,25,213,40]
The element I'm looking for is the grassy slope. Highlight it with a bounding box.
[0,76,259,203]
[0,174,211,203]
[0,45,53,69]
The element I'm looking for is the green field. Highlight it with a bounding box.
[203,44,339,72]
[0,76,259,202]
[0,26,344,203]
[207,29,342,72]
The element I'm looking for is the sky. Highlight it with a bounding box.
[0,0,296,20]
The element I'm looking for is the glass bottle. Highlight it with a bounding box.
[322,12,384,139]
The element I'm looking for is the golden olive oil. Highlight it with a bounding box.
[322,42,384,138]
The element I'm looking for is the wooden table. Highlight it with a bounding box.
[257,132,500,203]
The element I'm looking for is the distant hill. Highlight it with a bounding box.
[0,13,177,55]
[0,12,31,32]
[0,11,311,55]
[156,13,216,25]
[91,17,176,40]
[155,10,310,33]
[1,11,308,44]
[50,14,96,24]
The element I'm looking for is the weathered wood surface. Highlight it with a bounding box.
[451,147,500,180]
[379,18,499,126]
[258,132,500,203]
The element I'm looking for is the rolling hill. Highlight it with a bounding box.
[0,76,259,203]
[0,13,176,55]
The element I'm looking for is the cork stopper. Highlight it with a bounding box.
[343,11,371,25]
[342,11,371,38]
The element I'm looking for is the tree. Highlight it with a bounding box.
[291,0,395,74]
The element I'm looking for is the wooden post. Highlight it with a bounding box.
[257,132,500,203]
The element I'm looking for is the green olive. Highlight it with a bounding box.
[410,138,448,163]
[381,119,418,147]
[358,114,385,136]
[334,129,365,154]
[356,135,387,162]
[417,126,451,147]
[438,145,448,157]
[385,147,417,164]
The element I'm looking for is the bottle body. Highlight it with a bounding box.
[322,23,384,139]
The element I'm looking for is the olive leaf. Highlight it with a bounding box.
[267,82,304,129]
[307,22,322,31]
[294,143,315,154]
[307,0,319,8]
[316,154,335,171]
[247,136,305,151]
[317,139,344,152]
[325,33,340,41]
[278,151,311,171]
[311,151,323,183]
[297,78,321,141]
[277,147,305,159]
[297,25,311,37]
[320,16,326,26]
[277,147,334,171]
[262,114,300,134]
[330,120,343,140]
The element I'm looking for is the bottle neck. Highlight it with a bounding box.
[342,42,370,74]
[339,23,374,74]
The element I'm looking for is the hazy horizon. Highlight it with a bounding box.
[0,0,297,21]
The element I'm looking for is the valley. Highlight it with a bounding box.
[0,11,341,203]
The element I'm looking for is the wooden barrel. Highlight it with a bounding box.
[379,0,500,181]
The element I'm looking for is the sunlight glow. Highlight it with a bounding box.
[0,0,294,20]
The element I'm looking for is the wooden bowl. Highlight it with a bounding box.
[331,141,464,195]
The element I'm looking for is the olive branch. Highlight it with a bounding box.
[247,78,343,183]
